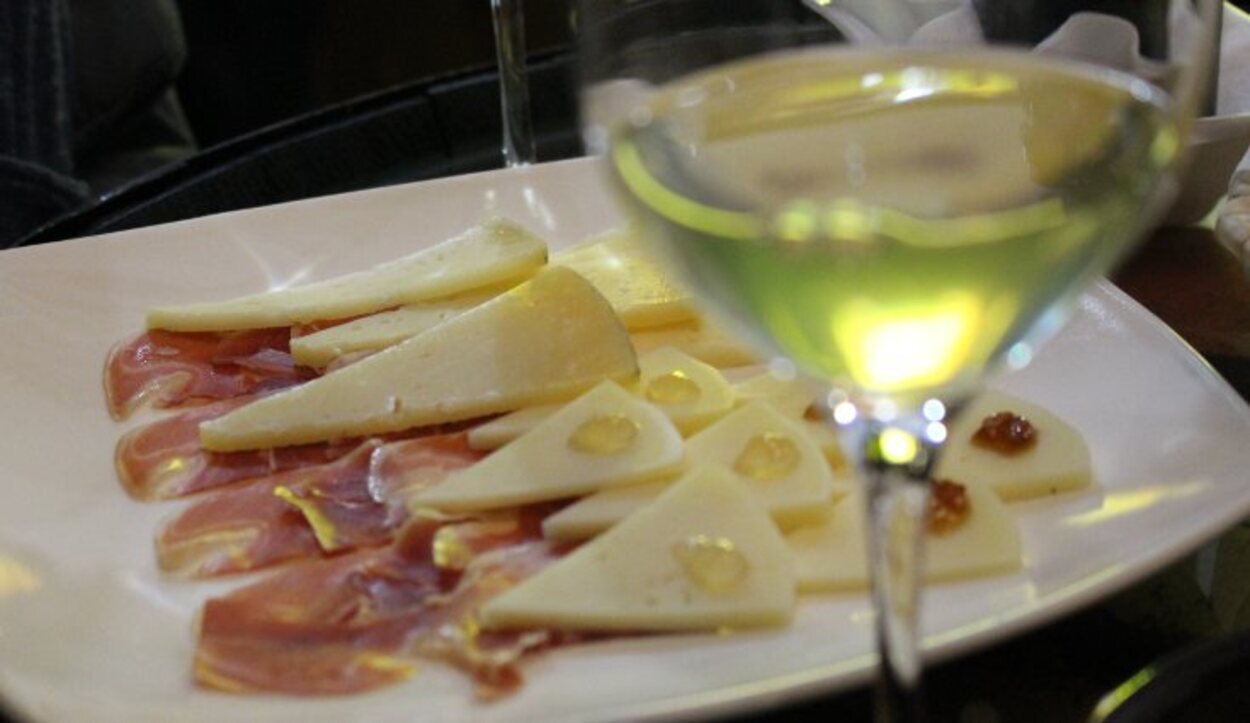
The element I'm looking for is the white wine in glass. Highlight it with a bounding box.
[579,2,1219,720]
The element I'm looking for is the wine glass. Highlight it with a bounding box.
[490,0,537,167]
[576,1,1219,720]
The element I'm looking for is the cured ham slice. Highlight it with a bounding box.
[115,397,361,501]
[104,328,313,420]
[157,435,482,577]
[195,510,574,697]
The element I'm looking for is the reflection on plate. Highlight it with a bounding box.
[2,157,1250,723]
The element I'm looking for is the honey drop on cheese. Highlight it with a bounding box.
[411,381,683,512]
[480,466,795,632]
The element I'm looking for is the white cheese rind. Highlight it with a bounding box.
[481,466,796,632]
[289,288,503,367]
[411,381,684,511]
[147,218,547,331]
[786,481,1022,592]
[935,390,1092,500]
[199,267,636,451]
[552,228,696,329]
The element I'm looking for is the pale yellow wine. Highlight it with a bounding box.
[611,50,1177,402]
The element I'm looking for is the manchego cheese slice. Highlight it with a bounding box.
[481,466,796,632]
[786,481,1022,592]
[542,401,838,541]
[199,267,636,451]
[934,390,1092,501]
[147,218,547,331]
[552,227,696,329]
[410,381,683,512]
[289,286,506,367]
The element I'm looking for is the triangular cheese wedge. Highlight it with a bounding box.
[481,466,795,631]
[542,480,671,541]
[289,286,505,367]
[411,382,683,511]
[685,402,838,526]
[786,480,1022,592]
[631,321,759,368]
[552,227,695,329]
[543,401,839,541]
[467,347,736,450]
[935,390,1092,500]
[200,267,637,451]
[732,370,818,419]
[147,218,547,331]
[467,403,559,451]
[634,347,735,434]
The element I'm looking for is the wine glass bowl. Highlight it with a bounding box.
[576,1,1220,719]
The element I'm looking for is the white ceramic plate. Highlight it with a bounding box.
[3,157,1250,723]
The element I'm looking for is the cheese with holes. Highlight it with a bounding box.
[411,382,683,511]
[148,218,547,331]
[552,227,695,329]
[289,287,505,367]
[935,390,1092,500]
[786,481,1022,591]
[200,267,636,451]
[481,466,795,631]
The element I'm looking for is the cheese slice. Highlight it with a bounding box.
[634,347,735,434]
[289,287,505,367]
[467,347,736,450]
[481,466,795,632]
[410,381,683,512]
[684,402,838,525]
[786,481,1022,592]
[935,390,1092,500]
[147,218,547,331]
[200,267,636,451]
[631,321,759,368]
[552,227,695,329]
[543,401,838,541]
[733,371,818,418]
[467,403,559,451]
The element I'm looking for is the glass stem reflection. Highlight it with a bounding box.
[490,0,537,168]
[853,413,941,723]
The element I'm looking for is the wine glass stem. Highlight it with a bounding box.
[857,416,936,723]
[490,0,537,168]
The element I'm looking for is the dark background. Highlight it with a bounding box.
[174,0,575,149]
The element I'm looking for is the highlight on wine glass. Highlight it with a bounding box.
[576,0,1221,719]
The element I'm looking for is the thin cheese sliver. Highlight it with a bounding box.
[148,218,547,331]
